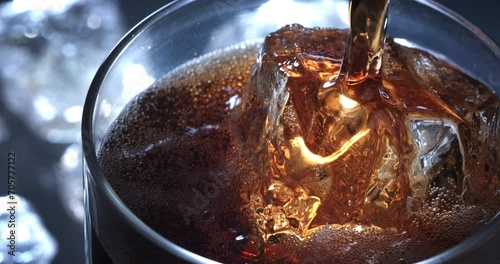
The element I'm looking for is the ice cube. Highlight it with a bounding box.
[0,195,57,264]
[0,0,125,143]
[238,25,391,236]
[238,24,349,158]
[407,118,464,196]
[393,42,500,204]
[54,143,84,223]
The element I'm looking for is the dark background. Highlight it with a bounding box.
[0,1,498,264]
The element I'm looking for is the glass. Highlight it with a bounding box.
[82,0,500,263]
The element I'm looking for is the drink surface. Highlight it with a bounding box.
[98,28,500,263]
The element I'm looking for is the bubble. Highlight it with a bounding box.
[232,234,264,260]
[217,241,230,258]
[202,210,214,221]
[24,24,38,38]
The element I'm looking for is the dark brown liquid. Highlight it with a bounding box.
[99,28,500,263]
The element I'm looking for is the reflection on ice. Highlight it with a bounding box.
[393,38,415,48]
[290,128,369,165]
[408,118,464,195]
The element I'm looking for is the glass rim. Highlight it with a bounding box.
[82,0,500,263]
[419,0,500,57]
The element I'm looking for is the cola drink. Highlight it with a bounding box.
[97,22,500,263]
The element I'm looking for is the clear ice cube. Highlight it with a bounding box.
[54,143,84,223]
[408,118,464,196]
[238,24,348,157]
[0,0,125,143]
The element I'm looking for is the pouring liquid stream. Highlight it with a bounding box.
[330,0,390,92]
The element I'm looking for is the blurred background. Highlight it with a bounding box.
[0,0,498,263]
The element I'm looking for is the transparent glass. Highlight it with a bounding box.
[82,0,500,263]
